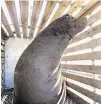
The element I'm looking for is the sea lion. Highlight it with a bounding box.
[14,14,87,104]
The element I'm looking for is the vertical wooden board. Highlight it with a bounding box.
[29,1,43,38]
[1,8,14,37]
[66,24,101,45]
[80,1,101,18]
[1,72,4,79]
[62,51,101,61]
[1,27,9,40]
[1,63,5,94]
[68,0,84,14]
[1,58,5,64]
[96,37,101,46]
[20,1,28,38]
[62,72,101,89]
[64,38,101,54]
[50,1,70,23]
[75,0,99,18]
[39,1,57,32]
[37,1,55,33]
[1,87,4,95]
[61,64,101,74]
[98,75,101,80]
[1,52,5,58]
[1,64,5,70]
[1,45,5,52]
[87,10,101,26]
[6,1,21,38]
[1,39,5,46]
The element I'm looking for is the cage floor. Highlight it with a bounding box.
[1,89,78,104]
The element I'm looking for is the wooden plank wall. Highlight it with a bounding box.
[1,0,101,103]
[1,0,99,39]
[1,37,5,95]
[61,3,101,104]
[1,27,8,95]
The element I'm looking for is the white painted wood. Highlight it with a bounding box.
[76,1,99,18]
[1,58,5,64]
[5,38,32,88]
[39,1,56,32]
[1,52,5,58]
[1,27,9,39]
[61,64,101,74]
[6,1,21,38]
[88,10,101,26]
[64,38,101,54]
[1,8,14,37]
[20,1,28,38]
[67,88,89,104]
[29,1,43,38]
[62,72,101,89]
[70,24,101,44]
[1,45,5,52]
[67,82,101,103]
[62,51,101,61]
[79,1,101,18]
